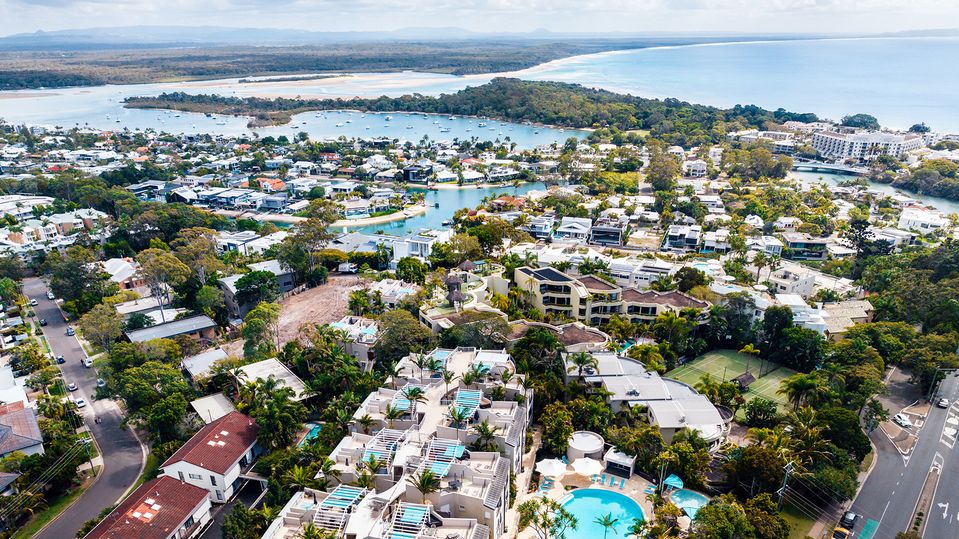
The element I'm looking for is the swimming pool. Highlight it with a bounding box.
[670,489,710,518]
[298,423,323,447]
[559,489,644,539]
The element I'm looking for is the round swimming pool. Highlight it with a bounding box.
[559,488,644,539]
[670,489,710,518]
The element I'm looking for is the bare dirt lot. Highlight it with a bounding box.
[221,274,368,356]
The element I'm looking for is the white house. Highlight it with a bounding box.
[898,206,948,233]
[160,412,260,503]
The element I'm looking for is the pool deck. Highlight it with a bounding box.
[515,463,656,539]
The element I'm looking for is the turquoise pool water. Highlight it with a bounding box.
[560,489,644,539]
[298,423,323,447]
[670,489,709,518]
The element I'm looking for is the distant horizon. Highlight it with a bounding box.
[1,0,957,39]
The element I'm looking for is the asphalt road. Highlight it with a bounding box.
[23,277,145,539]
[852,371,959,539]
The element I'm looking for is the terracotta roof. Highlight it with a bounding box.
[161,412,259,475]
[85,476,209,539]
[621,289,709,309]
[0,406,43,456]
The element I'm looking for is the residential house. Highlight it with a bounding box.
[160,412,260,503]
[589,216,628,246]
[898,206,948,233]
[781,232,828,261]
[553,217,592,243]
[125,315,217,343]
[662,224,702,252]
[84,475,213,539]
[0,402,44,458]
[701,229,731,254]
[219,260,296,319]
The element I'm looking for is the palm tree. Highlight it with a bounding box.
[627,518,647,539]
[283,464,318,491]
[382,361,402,390]
[656,448,679,494]
[567,352,599,380]
[384,403,404,428]
[694,374,722,403]
[412,352,429,379]
[403,386,427,411]
[408,469,441,503]
[778,373,822,410]
[317,457,342,486]
[448,406,472,441]
[470,421,501,452]
[364,454,385,475]
[297,523,337,539]
[442,370,458,399]
[357,413,375,434]
[461,370,477,389]
[752,251,769,283]
[594,513,620,539]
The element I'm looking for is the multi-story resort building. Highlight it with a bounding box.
[262,348,531,539]
[811,130,924,160]
[513,266,708,326]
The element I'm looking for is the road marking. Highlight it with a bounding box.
[880,500,891,522]
[939,502,949,519]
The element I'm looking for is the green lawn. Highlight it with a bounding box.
[781,500,818,539]
[667,349,796,408]
[11,486,86,539]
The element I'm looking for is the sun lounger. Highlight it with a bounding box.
[600,474,607,484]
[591,474,598,483]
[609,476,617,486]
[618,478,625,489]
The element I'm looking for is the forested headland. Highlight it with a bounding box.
[125,78,819,146]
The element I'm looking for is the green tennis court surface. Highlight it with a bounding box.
[667,349,797,408]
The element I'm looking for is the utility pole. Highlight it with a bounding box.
[777,461,795,511]
[926,368,959,402]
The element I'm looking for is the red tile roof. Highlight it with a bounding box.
[161,412,259,475]
[85,476,209,539]
[621,289,709,309]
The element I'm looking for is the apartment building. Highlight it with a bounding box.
[329,316,379,371]
[514,266,708,325]
[898,206,948,233]
[263,348,532,539]
[766,267,817,298]
[159,412,260,503]
[812,130,924,160]
[589,216,628,246]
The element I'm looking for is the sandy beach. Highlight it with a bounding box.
[330,203,427,228]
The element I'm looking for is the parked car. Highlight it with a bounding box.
[893,413,913,428]
[66,326,75,336]
[55,355,65,364]
[46,291,55,300]
[38,318,47,326]
[74,398,86,409]
[83,358,93,368]
[840,511,859,530]
[832,528,851,539]
[937,398,950,408]
[29,299,38,306]
[67,382,78,391]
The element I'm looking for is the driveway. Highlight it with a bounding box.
[23,277,146,539]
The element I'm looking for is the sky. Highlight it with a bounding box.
[0,0,957,36]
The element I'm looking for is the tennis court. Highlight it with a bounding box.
[667,349,795,407]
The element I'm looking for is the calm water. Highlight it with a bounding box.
[0,78,584,148]
[520,37,959,132]
[790,171,959,215]
[352,182,547,235]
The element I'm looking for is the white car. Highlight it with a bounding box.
[893,413,913,428]
[46,291,55,300]
[937,398,950,409]
[29,299,38,306]
[75,398,87,409]
[67,382,78,391]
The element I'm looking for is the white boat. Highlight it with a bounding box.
[385,115,393,121]
[442,219,454,226]
[406,125,413,129]
[448,116,455,120]
[534,130,540,134]
[365,126,371,130]
[335,123,344,127]
[439,127,451,133]
[478,122,487,127]
[433,120,440,124]
[346,120,352,123]
[216,121,227,125]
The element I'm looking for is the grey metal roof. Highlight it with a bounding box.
[483,458,511,510]
[125,315,216,342]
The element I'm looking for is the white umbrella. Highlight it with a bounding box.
[536,458,567,477]
[571,457,603,477]
[677,516,692,531]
